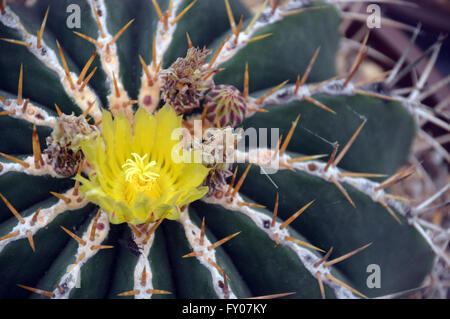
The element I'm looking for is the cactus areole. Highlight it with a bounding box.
[0,0,439,300]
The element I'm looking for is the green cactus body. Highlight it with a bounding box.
[0,0,440,299]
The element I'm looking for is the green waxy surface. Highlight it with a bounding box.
[243,94,416,175]
[0,173,74,224]
[69,223,122,298]
[162,220,219,298]
[103,0,162,101]
[187,209,251,298]
[106,226,174,299]
[0,18,87,114]
[106,225,140,299]
[147,227,175,299]
[0,202,94,299]
[191,201,336,299]
[215,4,340,93]
[0,91,52,154]
[164,0,250,67]
[31,206,96,299]
[7,0,110,107]
[236,164,434,297]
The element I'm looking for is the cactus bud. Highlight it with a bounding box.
[44,114,97,177]
[203,85,247,127]
[161,47,213,114]
[204,164,233,197]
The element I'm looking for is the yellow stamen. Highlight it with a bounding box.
[122,153,161,203]
[122,153,160,184]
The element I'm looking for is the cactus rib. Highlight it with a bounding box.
[127,217,172,298]
[0,93,56,128]
[51,210,110,298]
[202,194,362,299]
[0,188,89,254]
[0,7,102,121]
[178,210,238,299]
[0,155,61,178]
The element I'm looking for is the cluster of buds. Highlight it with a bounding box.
[188,127,242,196]
[203,85,247,127]
[160,47,214,114]
[160,45,249,195]
[44,114,98,177]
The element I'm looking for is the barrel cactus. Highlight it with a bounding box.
[0,0,446,299]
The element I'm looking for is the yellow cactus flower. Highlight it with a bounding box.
[75,105,210,225]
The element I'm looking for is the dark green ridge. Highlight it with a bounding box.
[187,208,252,298]
[107,224,140,298]
[148,226,175,299]
[29,205,96,299]
[103,0,162,101]
[0,23,85,115]
[236,164,434,297]
[0,203,94,298]
[243,94,416,175]
[215,4,340,93]
[106,225,174,299]
[191,201,335,299]
[69,220,122,298]
[8,0,110,108]
[164,0,251,68]
[162,219,219,298]
[0,173,74,224]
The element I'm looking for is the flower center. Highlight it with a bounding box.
[122,153,162,203]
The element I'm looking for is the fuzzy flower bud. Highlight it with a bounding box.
[203,85,247,127]
[44,114,97,177]
[161,47,213,114]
